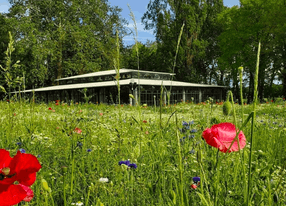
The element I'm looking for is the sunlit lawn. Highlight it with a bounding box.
[0,100,285,205]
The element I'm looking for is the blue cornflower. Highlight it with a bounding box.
[37,155,41,158]
[189,121,194,125]
[119,160,130,166]
[193,177,200,183]
[190,129,197,133]
[183,136,186,139]
[189,135,195,139]
[87,149,92,152]
[16,142,22,146]
[129,163,137,169]
[77,142,83,147]
[185,126,190,130]
[19,148,26,153]
[182,121,188,126]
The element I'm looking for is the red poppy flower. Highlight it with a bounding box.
[143,120,147,123]
[55,103,59,106]
[48,107,52,110]
[202,123,246,153]
[74,127,82,134]
[99,113,103,116]
[0,149,41,205]
[190,184,197,189]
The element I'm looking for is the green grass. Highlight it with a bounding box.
[0,100,286,205]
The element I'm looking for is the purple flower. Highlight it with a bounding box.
[129,163,137,169]
[16,142,22,146]
[119,160,130,166]
[19,148,26,153]
[87,149,92,152]
[182,121,188,126]
[193,177,200,183]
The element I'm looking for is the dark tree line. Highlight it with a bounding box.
[0,0,285,100]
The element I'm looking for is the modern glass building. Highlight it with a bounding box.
[20,69,226,105]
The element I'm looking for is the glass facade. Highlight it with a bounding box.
[29,70,224,104]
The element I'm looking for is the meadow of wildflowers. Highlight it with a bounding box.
[0,98,285,205]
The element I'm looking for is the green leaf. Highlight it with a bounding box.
[197,192,211,206]
[0,85,6,93]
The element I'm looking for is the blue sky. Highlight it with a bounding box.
[0,0,240,45]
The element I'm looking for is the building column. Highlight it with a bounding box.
[134,87,138,105]
[183,88,186,103]
[164,90,167,105]
[103,88,106,103]
[71,90,74,103]
[130,95,133,106]
[99,88,103,103]
[199,88,202,103]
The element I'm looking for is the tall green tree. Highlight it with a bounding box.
[141,0,224,84]
[218,0,286,100]
[6,0,128,89]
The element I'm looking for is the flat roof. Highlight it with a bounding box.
[16,79,226,93]
[56,68,176,81]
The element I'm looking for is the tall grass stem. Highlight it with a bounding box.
[247,41,261,206]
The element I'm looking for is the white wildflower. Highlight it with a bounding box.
[99,178,109,183]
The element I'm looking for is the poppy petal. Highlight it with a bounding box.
[9,151,41,186]
[202,128,226,151]
[19,184,34,202]
[0,184,27,206]
[0,149,12,170]
[202,123,246,153]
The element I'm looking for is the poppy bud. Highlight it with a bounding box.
[2,167,10,175]
[223,101,232,116]
[238,66,243,73]
[129,94,135,99]
[41,179,51,192]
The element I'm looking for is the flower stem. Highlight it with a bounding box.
[176,113,184,206]
[239,67,244,124]
[70,155,75,195]
[63,171,67,206]
[247,41,261,206]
